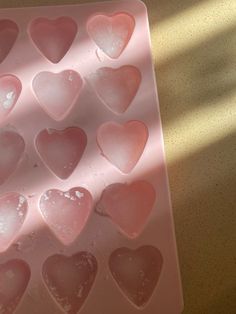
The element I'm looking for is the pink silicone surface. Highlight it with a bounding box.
[0,1,183,313]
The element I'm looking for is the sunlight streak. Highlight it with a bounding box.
[152,0,236,64]
[164,99,236,164]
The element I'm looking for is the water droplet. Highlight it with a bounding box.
[2,91,15,109]
[75,190,84,199]
[19,196,25,204]
[64,192,70,199]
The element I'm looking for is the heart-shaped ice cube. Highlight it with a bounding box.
[30,17,77,63]
[87,13,135,58]
[96,181,155,238]
[43,252,97,313]
[0,20,19,63]
[89,66,141,114]
[0,130,25,185]
[36,127,87,179]
[97,121,148,173]
[0,193,28,252]
[0,75,22,124]
[32,70,83,121]
[0,259,30,313]
[109,246,163,307]
[39,188,93,245]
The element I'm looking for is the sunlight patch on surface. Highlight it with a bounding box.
[164,99,236,164]
[152,0,236,64]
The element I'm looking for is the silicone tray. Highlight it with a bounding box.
[0,1,183,313]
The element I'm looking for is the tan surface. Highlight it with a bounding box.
[0,0,236,313]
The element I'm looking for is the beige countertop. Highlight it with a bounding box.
[1,0,236,313]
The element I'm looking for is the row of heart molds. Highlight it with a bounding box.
[0,181,155,251]
[1,246,162,313]
[0,123,148,184]
[0,13,135,64]
[0,66,141,123]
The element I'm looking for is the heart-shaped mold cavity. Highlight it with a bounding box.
[29,17,77,63]
[89,66,141,114]
[0,20,19,64]
[39,188,93,245]
[96,181,155,238]
[0,259,30,313]
[97,121,148,173]
[0,130,25,185]
[36,127,87,179]
[87,13,135,59]
[0,193,27,252]
[0,75,22,124]
[32,70,83,121]
[109,246,163,308]
[43,252,97,314]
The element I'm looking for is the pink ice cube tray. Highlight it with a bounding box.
[0,1,183,313]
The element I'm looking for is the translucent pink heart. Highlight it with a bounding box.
[87,13,135,58]
[39,188,93,245]
[36,127,87,179]
[33,70,83,121]
[97,181,155,238]
[90,66,141,114]
[109,246,163,307]
[0,259,30,313]
[0,20,19,63]
[0,75,22,124]
[97,121,148,173]
[30,17,77,63]
[43,252,97,314]
[0,130,25,185]
[0,193,27,252]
